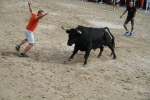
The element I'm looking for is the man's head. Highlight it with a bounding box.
[129,1,133,7]
[37,10,44,16]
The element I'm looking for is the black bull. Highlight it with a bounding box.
[62,26,116,66]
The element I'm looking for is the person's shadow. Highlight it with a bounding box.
[1,52,19,57]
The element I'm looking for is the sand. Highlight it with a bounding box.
[0,0,150,100]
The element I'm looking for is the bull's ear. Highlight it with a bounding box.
[66,30,70,34]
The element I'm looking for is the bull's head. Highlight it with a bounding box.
[62,26,82,46]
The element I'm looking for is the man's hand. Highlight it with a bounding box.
[28,1,31,6]
[45,12,49,15]
[132,12,136,21]
[132,17,134,20]
[120,10,127,19]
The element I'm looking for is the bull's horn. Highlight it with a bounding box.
[62,26,69,30]
[77,30,82,34]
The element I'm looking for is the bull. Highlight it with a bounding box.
[62,25,116,66]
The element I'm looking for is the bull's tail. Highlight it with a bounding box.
[105,27,115,48]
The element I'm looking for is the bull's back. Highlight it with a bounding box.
[78,27,105,42]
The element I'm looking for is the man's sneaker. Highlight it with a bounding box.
[19,53,29,57]
[124,31,129,36]
[15,45,20,51]
[129,32,132,37]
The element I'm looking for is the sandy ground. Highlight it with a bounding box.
[0,0,150,100]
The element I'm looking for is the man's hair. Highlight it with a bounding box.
[38,10,44,14]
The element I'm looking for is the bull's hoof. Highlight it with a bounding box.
[97,55,101,58]
[110,53,113,56]
[83,64,87,67]
[113,56,116,59]
[68,59,73,61]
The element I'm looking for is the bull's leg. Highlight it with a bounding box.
[83,45,92,66]
[83,50,91,66]
[83,43,92,66]
[68,49,78,61]
[107,45,116,59]
[98,45,104,58]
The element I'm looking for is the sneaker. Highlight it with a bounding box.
[19,53,29,57]
[113,8,116,11]
[144,11,147,13]
[129,32,132,37]
[15,45,20,51]
[124,31,129,36]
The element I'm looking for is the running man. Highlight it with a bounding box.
[15,1,49,57]
[120,1,137,36]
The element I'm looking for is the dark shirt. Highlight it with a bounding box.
[126,6,137,20]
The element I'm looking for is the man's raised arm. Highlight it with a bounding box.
[28,1,32,13]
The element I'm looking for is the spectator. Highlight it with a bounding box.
[96,0,99,3]
[145,0,150,12]
[113,0,120,11]
[132,0,137,7]
[126,0,130,6]
[99,0,104,3]
[124,0,127,6]
[139,0,144,9]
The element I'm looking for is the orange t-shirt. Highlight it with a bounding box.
[26,12,39,32]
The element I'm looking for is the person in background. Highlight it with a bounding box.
[133,0,137,7]
[124,0,127,6]
[125,0,130,7]
[113,0,120,11]
[99,0,104,3]
[96,0,99,3]
[15,1,49,57]
[120,1,137,37]
[139,0,144,9]
[145,0,150,13]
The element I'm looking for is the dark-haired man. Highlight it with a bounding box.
[120,1,137,36]
[16,1,49,57]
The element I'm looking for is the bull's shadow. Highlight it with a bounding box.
[29,47,92,65]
